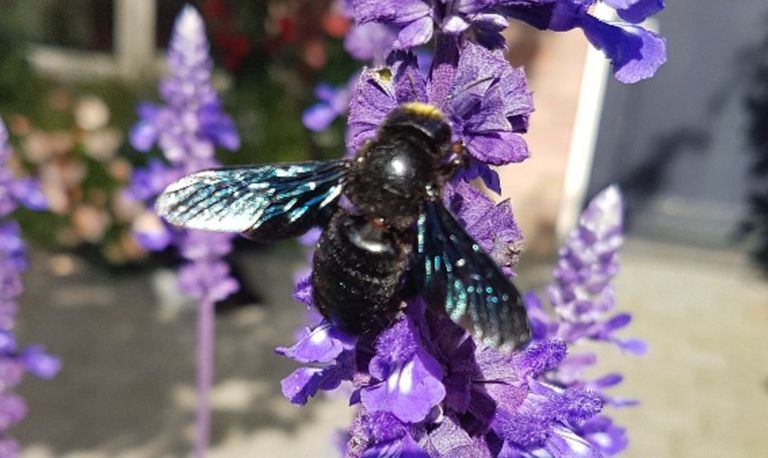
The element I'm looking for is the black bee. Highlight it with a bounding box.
[156,102,531,349]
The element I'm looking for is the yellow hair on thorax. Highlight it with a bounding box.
[400,102,444,120]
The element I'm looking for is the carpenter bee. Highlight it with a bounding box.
[156,102,531,349]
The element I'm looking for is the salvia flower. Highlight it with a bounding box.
[349,0,517,50]
[127,5,240,302]
[127,6,240,456]
[0,117,60,454]
[525,185,641,455]
[347,0,666,83]
[278,188,641,456]
[276,0,650,454]
[130,5,239,171]
[347,43,532,191]
[500,0,667,83]
[303,76,358,132]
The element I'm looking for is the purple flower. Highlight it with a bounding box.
[347,0,666,83]
[276,321,357,404]
[602,0,664,24]
[349,0,519,50]
[177,259,239,304]
[344,22,398,64]
[124,160,180,202]
[350,0,434,50]
[501,0,667,83]
[361,316,446,423]
[523,186,641,455]
[0,121,47,217]
[130,7,239,164]
[303,77,357,132]
[347,411,429,458]
[126,8,241,457]
[348,43,533,169]
[278,297,607,456]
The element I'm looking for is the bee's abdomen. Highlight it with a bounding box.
[312,211,408,336]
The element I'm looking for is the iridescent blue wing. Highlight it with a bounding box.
[156,160,349,241]
[412,200,530,349]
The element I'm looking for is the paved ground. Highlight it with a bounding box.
[11,238,768,458]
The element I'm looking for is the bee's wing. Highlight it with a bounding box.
[412,200,531,349]
[156,160,349,241]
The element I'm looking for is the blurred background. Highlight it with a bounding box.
[1,0,766,457]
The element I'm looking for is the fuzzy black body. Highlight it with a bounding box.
[313,105,452,335]
[312,211,410,334]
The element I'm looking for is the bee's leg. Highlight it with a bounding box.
[437,141,468,184]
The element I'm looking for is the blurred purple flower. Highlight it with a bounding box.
[126,7,241,457]
[524,185,640,455]
[129,6,239,169]
[303,76,357,132]
[126,5,240,302]
[345,22,398,64]
[0,117,60,451]
[0,121,46,217]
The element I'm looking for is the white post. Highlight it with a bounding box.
[556,6,660,240]
[115,0,157,80]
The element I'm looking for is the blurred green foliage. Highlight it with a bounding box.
[0,0,359,266]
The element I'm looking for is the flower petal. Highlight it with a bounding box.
[362,348,446,423]
[604,0,665,23]
[581,17,667,84]
[276,321,356,364]
[394,16,434,49]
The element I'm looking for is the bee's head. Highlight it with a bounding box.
[381,103,452,150]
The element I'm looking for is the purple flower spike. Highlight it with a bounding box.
[276,0,660,449]
[523,185,643,454]
[129,6,239,166]
[125,8,241,457]
[0,116,59,450]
